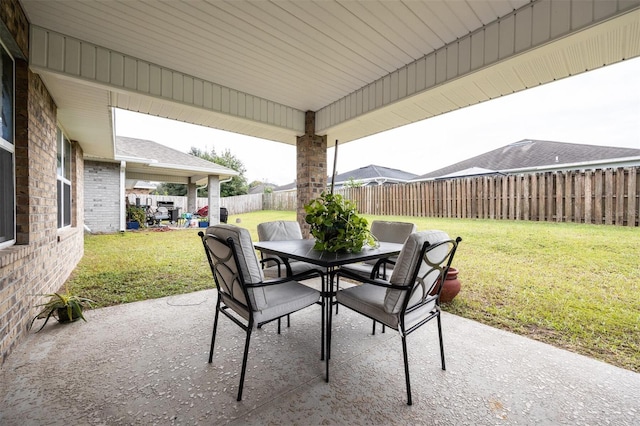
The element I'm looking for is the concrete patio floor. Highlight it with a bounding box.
[1,286,638,425]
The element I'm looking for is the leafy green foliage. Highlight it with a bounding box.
[304,192,375,252]
[189,146,249,197]
[153,183,187,196]
[126,206,147,227]
[343,177,363,188]
[29,292,95,332]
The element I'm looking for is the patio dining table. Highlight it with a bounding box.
[253,239,403,380]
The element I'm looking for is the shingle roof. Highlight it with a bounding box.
[115,136,238,179]
[274,164,418,192]
[332,164,418,185]
[414,139,640,180]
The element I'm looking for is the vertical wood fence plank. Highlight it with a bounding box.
[531,174,538,221]
[508,175,515,220]
[616,167,625,225]
[546,173,554,222]
[564,171,573,223]
[605,169,614,225]
[584,170,592,224]
[594,170,603,224]
[628,168,638,226]
[538,174,545,221]
[502,176,509,220]
[575,172,583,223]
[555,172,564,222]
[515,175,522,220]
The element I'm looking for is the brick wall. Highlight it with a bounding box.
[84,161,121,233]
[0,1,85,365]
[295,112,327,237]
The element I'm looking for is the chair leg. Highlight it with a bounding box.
[237,328,252,401]
[372,320,376,335]
[277,317,281,334]
[287,314,290,328]
[401,334,412,406]
[326,289,332,383]
[335,276,340,315]
[209,301,221,363]
[437,313,446,371]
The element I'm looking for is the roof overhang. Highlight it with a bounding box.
[21,0,640,160]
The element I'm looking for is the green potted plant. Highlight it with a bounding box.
[29,290,95,332]
[304,191,375,253]
[126,205,147,229]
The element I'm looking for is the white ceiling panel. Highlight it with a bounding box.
[19,0,640,158]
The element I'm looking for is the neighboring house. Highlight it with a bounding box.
[249,183,277,195]
[127,181,158,194]
[273,181,297,193]
[274,165,418,192]
[84,136,237,234]
[331,165,418,188]
[413,140,640,181]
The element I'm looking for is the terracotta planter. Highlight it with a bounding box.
[430,267,461,303]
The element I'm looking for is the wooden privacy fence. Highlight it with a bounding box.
[135,167,639,227]
[126,192,296,215]
[337,167,639,226]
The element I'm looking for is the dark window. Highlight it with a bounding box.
[0,40,14,248]
[57,128,72,228]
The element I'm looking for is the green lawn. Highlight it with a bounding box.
[65,211,640,373]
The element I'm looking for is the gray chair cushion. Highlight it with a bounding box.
[258,220,317,277]
[205,224,320,326]
[252,280,320,324]
[257,220,303,241]
[341,220,417,278]
[337,230,450,330]
[336,283,436,330]
[385,230,451,314]
[206,224,267,309]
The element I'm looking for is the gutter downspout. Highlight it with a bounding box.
[119,161,126,231]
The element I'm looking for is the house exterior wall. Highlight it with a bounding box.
[0,0,85,365]
[84,160,121,233]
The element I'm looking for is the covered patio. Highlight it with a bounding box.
[1,284,637,425]
[2,1,639,422]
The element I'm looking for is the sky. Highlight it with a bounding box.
[115,56,640,186]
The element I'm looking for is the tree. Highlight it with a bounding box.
[153,183,186,196]
[344,177,363,188]
[189,146,249,197]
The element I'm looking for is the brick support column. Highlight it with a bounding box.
[186,180,197,214]
[207,175,220,224]
[296,111,327,238]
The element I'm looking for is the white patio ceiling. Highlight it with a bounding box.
[20,0,640,161]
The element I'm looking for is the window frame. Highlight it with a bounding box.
[57,127,72,229]
[0,38,15,250]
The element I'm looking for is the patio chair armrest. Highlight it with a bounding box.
[248,268,325,288]
[259,255,283,276]
[369,257,396,279]
[334,268,405,290]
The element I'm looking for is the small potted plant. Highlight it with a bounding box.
[304,191,375,253]
[29,290,95,332]
[126,205,147,229]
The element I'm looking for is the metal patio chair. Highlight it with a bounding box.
[199,224,324,401]
[332,230,461,405]
[336,220,416,322]
[257,220,317,278]
[340,220,416,280]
